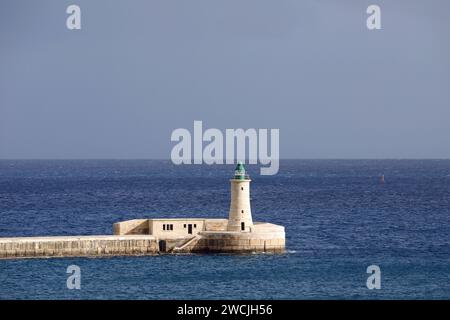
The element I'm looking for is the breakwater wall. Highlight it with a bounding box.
[0,235,158,259]
[0,222,285,259]
[192,231,285,253]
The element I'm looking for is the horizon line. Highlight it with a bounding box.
[1,158,450,161]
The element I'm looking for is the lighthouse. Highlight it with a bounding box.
[227,162,254,232]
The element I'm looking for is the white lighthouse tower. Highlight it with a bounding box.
[227,162,254,232]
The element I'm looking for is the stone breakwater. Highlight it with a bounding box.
[0,235,158,259]
[0,227,285,259]
[189,231,285,253]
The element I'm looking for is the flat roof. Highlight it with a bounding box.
[147,218,227,221]
[0,235,156,242]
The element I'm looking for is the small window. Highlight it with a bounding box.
[241,222,245,231]
[171,224,174,230]
[241,187,244,191]
[241,210,244,213]
[163,224,166,230]
[184,224,186,228]
[194,224,197,228]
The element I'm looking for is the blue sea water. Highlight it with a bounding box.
[1,159,450,299]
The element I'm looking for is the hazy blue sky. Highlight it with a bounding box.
[1,0,449,159]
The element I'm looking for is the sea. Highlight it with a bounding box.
[0,159,450,299]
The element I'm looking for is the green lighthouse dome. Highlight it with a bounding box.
[234,162,249,180]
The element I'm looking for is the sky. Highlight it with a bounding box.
[1,0,449,159]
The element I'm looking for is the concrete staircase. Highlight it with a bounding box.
[171,235,201,253]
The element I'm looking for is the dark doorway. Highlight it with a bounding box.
[188,224,193,234]
[158,240,166,252]
[241,222,245,231]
